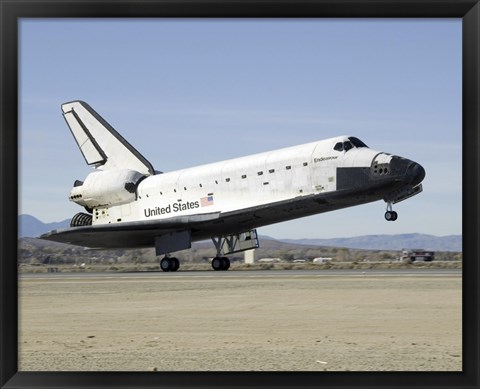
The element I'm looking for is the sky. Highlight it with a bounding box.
[19,18,462,239]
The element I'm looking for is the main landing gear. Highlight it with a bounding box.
[210,230,259,271]
[160,256,180,272]
[211,236,231,271]
[158,230,259,273]
[211,256,231,271]
[384,202,398,221]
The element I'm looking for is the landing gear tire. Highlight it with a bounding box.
[160,257,171,272]
[170,257,180,272]
[384,211,398,221]
[212,257,230,271]
[212,257,223,271]
[160,257,180,272]
[221,257,230,270]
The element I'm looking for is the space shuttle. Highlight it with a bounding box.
[41,101,426,271]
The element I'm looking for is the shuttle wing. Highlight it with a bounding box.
[40,193,336,249]
[62,101,155,175]
[41,212,221,249]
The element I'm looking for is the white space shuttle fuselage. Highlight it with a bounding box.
[42,101,425,271]
[77,139,384,225]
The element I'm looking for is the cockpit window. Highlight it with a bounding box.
[333,142,343,151]
[333,137,368,152]
[348,137,368,148]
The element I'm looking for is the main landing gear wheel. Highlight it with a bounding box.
[171,257,180,271]
[160,257,180,272]
[221,257,230,270]
[212,257,230,271]
[384,211,398,221]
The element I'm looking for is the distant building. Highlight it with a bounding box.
[401,249,435,262]
[313,257,332,264]
[258,258,281,263]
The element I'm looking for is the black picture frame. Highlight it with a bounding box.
[1,1,478,388]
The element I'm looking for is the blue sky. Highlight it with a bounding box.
[19,19,462,239]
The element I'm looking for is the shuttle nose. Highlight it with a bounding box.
[407,162,425,186]
[388,156,425,185]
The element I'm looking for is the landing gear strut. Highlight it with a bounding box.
[211,237,231,271]
[384,202,398,221]
[209,230,259,271]
[160,256,180,272]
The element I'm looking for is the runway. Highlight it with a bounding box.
[19,268,462,372]
[20,268,461,280]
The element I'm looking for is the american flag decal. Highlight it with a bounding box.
[200,195,214,207]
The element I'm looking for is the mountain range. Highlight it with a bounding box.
[282,234,461,252]
[19,214,70,239]
[18,214,462,252]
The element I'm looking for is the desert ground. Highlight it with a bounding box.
[18,270,462,371]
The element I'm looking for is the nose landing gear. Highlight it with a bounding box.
[385,211,398,221]
[384,202,398,221]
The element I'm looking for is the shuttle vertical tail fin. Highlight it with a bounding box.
[61,101,155,175]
